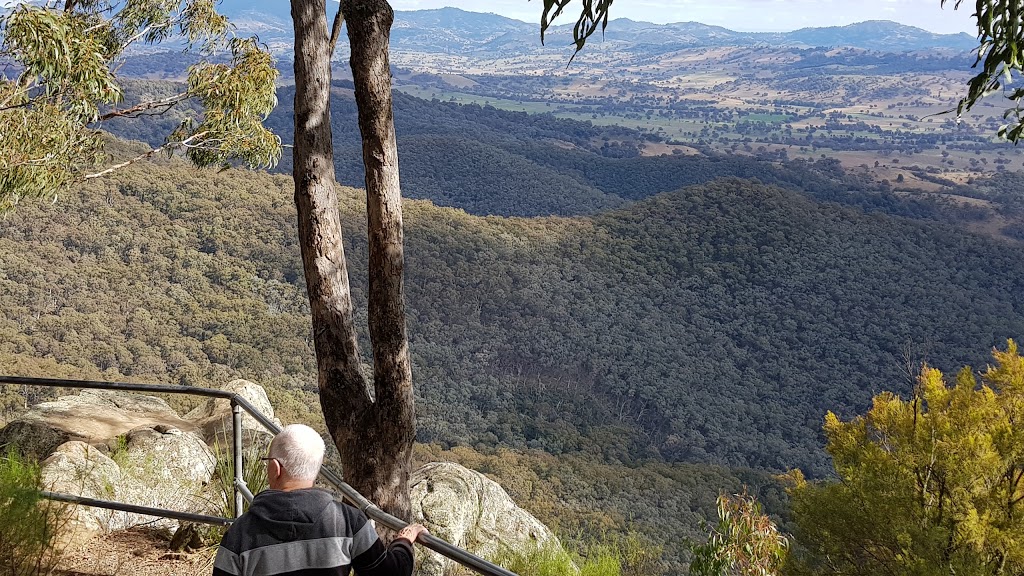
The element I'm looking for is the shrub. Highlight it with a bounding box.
[0,449,70,576]
[689,492,788,576]
[493,540,622,576]
[210,432,269,519]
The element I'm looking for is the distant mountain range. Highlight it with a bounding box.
[209,3,976,54]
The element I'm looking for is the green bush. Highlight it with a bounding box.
[579,545,623,576]
[210,433,269,519]
[0,449,70,576]
[494,540,622,576]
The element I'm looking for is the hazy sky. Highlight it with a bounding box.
[389,0,978,35]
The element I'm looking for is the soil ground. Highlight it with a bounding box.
[56,529,216,576]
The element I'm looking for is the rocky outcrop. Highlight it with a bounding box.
[0,386,239,540]
[118,425,215,485]
[114,425,217,531]
[410,462,559,576]
[39,441,122,537]
[37,425,216,537]
[0,389,196,460]
[2,382,562,569]
[184,379,280,449]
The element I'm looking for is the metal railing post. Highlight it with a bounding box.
[231,399,244,518]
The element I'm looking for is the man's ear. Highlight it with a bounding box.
[268,458,282,480]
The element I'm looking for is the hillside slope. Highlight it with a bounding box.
[105,80,978,223]
[2,153,1022,478]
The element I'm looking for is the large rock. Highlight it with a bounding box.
[410,462,559,576]
[0,390,196,460]
[114,425,218,532]
[38,425,217,537]
[39,441,122,538]
[0,388,229,540]
[184,379,280,449]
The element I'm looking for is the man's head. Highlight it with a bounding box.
[265,424,325,490]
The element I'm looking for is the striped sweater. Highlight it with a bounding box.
[212,488,414,576]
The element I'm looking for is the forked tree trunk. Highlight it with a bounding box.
[290,0,415,521]
[340,0,415,520]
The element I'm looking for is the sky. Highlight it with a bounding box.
[388,0,978,35]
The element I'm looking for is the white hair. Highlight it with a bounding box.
[268,424,325,482]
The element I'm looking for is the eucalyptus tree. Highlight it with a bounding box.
[943,0,1024,142]
[289,0,416,520]
[787,342,1024,575]
[0,0,280,212]
[285,0,624,521]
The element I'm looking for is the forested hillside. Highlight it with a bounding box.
[4,141,1024,570]
[106,80,970,222]
[2,144,1022,478]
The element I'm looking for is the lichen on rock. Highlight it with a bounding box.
[410,461,560,576]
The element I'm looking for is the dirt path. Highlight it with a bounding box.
[56,529,216,576]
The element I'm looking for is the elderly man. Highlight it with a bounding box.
[213,424,427,576]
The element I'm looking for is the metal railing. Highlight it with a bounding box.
[0,376,517,576]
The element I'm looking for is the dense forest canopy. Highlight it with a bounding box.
[5,3,1024,573]
[2,141,1022,479]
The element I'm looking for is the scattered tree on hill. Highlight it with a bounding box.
[786,340,1024,575]
[547,0,1024,143]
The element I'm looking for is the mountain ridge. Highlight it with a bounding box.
[200,3,976,54]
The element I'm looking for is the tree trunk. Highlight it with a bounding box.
[290,0,414,522]
[342,0,415,522]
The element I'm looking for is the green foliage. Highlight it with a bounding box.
[174,38,281,170]
[0,0,279,212]
[210,434,269,518]
[617,532,665,576]
[109,434,130,468]
[417,445,780,574]
[493,539,620,576]
[257,86,959,222]
[2,138,1023,570]
[114,0,229,48]
[1,6,121,120]
[944,0,1024,141]
[493,541,582,576]
[3,149,1024,478]
[787,340,1024,576]
[0,4,116,209]
[0,449,70,576]
[688,493,788,576]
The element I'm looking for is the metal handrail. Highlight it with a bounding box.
[0,376,517,576]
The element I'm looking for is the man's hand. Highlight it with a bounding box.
[395,523,428,544]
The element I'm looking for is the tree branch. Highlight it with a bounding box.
[96,92,189,122]
[329,6,345,60]
[120,25,157,52]
[83,131,208,180]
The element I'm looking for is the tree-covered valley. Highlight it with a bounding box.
[4,3,1024,570]
[107,79,1017,226]
[2,124,1023,568]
